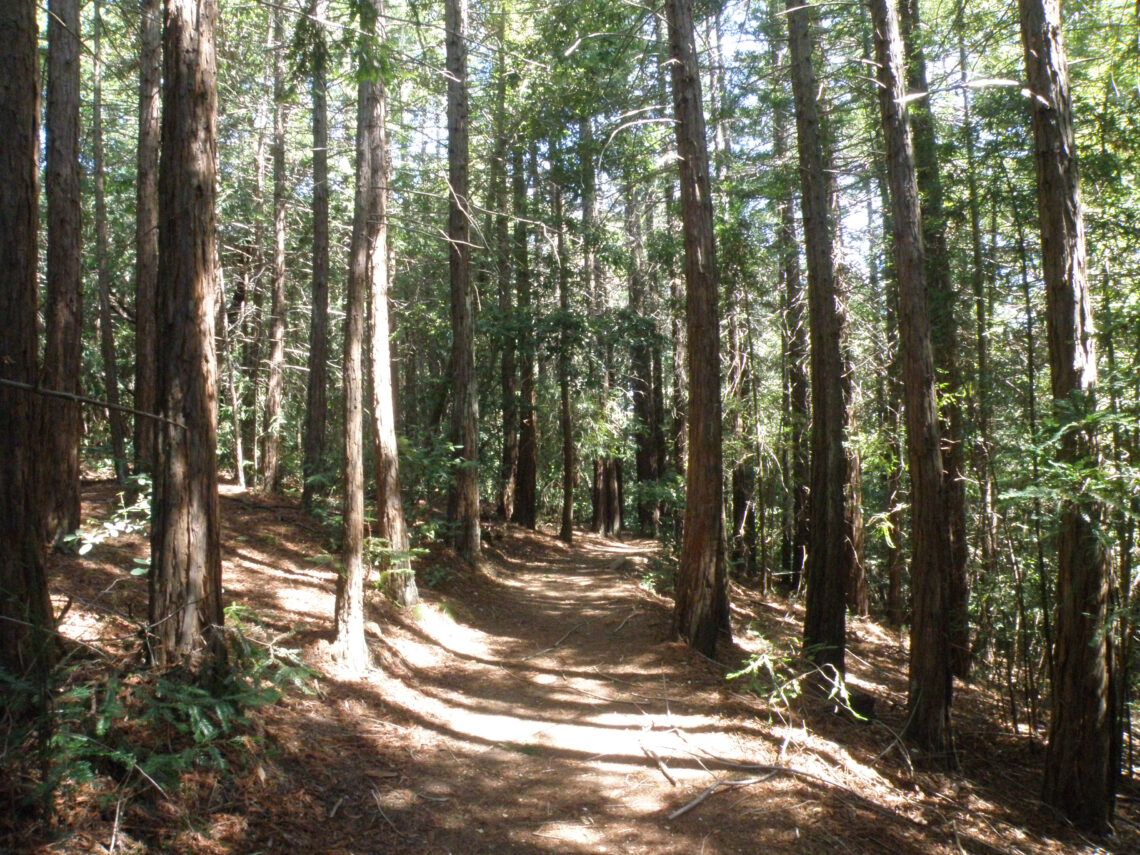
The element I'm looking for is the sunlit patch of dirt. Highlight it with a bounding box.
[12,482,1138,854]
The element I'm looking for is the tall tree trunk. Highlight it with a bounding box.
[262,4,288,493]
[93,0,128,485]
[666,0,729,658]
[334,0,381,673]
[880,174,908,628]
[787,0,849,674]
[899,0,969,678]
[771,3,809,593]
[843,346,868,616]
[134,0,162,474]
[628,188,660,536]
[445,0,480,560]
[959,17,996,632]
[869,0,954,760]
[491,12,517,522]
[512,146,537,529]
[552,133,575,544]
[0,0,53,718]
[218,267,246,488]
[150,0,225,671]
[1020,0,1115,830]
[41,0,83,544]
[580,117,618,536]
[367,0,416,607]
[301,0,330,511]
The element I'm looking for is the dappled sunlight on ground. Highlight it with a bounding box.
[22,483,1139,855]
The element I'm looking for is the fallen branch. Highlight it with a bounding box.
[521,621,586,661]
[668,774,775,819]
[642,744,678,786]
[610,609,640,634]
[371,788,408,837]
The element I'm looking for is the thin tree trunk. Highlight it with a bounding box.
[512,146,537,529]
[262,4,288,494]
[491,11,517,522]
[93,0,128,485]
[1020,0,1115,830]
[628,188,659,537]
[880,174,908,628]
[301,0,330,511]
[150,0,225,671]
[368,0,416,607]
[771,1,809,592]
[134,0,161,475]
[42,0,83,544]
[666,0,729,657]
[552,133,575,544]
[787,0,849,674]
[959,15,995,634]
[334,1,380,673]
[445,0,480,560]
[869,0,954,760]
[218,266,246,488]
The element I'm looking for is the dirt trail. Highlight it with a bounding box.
[42,486,1140,854]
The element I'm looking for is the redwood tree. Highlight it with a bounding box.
[368,0,417,608]
[301,0,330,511]
[666,0,729,657]
[335,0,383,671]
[445,0,480,560]
[786,0,850,673]
[134,0,161,474]
[869,0,954,759]
[150,0,225,669]
[899,0,969,678]
[1020,0,1115,831]
[41,0,84,543]
[262,4,288,494]
[0,0,53,703]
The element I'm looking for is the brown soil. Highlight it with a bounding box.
[13,482,1140,853]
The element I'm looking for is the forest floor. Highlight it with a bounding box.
[10,481,1140,854]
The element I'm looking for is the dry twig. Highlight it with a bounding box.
[642,744,678,786]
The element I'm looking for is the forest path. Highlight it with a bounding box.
[211,491,907,855]
[46,484,1139,854]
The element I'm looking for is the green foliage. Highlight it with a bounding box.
[61,474,151,556]
[727,629,804,711]
[1,607,316,817]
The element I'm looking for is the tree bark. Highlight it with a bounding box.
[899,0,969,678]
[491,12,517,523]
[786,0,849,674]
[0,0,53,711]
[666,0,729,658]
[959,16,997,639]
[367,0,417,608]
[150,0,225,671]
[301,0,330,512]
[134,0,161,475]
[334,0,380,673]
[869,0,954,760]
[628,188,660,536]
[512,146,537,529]
[1019,0,1115,831]
[771,0,809,593]
[93,0,128,485]
[445,0,480,560]
[41,0,84,544]
[552,133,575,544]
[261,4,288,494]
